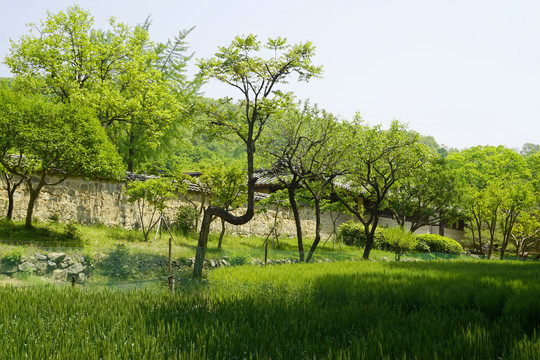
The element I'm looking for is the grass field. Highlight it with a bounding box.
[0,260,538,359]
[0,220,539,359]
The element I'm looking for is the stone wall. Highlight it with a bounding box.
[0,175,463,241]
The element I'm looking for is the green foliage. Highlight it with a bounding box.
[337,220,386,249]
[171,205,199,234]
[199,162,247,210]
[0,249,23,266]
[382,227,418,260]
[125,178,176,241]
[4,5,192,172]
[388,156,462,232]
[335,119,430,259]
[415,233,464,254]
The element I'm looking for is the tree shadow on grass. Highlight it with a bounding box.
[94,245,169,281]
[0,220,84,248]
[141,261,540,359]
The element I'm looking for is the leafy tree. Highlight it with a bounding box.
[261,102,346,262]
[498,180,536,259]
[511,210,540,258]
[198,162,247,249]
[192,34,321,278]
[125,177,178,241]
[0,92,124,228]
[4,5,185,172]
[257,189,290,249]
[333,119,428,260]
[520,143,540,157]
[0,84,25,220]
[0,163,24,221]
[388,156,461,233]
[448,146,532,258]
[321,198,348,249]
[382,227,417,261]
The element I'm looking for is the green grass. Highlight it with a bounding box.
[0,219,368,265]
[1,220,539,358]
[0,261,538,359]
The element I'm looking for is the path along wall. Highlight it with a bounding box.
[0,175,463,241]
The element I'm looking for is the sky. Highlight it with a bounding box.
[1,0,539,150]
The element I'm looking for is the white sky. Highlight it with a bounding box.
[1,0,539,150]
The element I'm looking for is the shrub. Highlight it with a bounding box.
[1,250,23,266]
[172,205,199,234]
[337,221,386,249]
[338,220,364,247]
[415,234,463,255]
[381,227,418,260]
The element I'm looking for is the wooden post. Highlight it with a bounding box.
[71,275,76,287]
[264,242,268,266]
[168,274,175,294]
[168,237,172,275]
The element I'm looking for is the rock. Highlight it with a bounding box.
[51,269,68,282]
[59,261,69,269]
[210,259,216,267]
[48,252,66,263]
[65,257,75,266]
[381,257,389,261]
[35,261,48,274]
[0,263,18,274]
[34,253,47,261]
[18,262,37,272]
[66,262,85,276]
[47,261,57,270]
[78,273,87,281]
[221,259,230,266]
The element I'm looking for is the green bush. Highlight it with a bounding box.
[415,234,463,255]
[381,227,418,260]
[171,205,199,234]
[1,249,23,266]
[337,221,386,249]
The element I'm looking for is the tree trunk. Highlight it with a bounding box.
[193,141,256,279]
[25,186,41,229]
[6,184,18,221]
[2,173,23,221]
[217,218,226,249]
[306,199,321,263]
[362,217,379,260]
[193,210,213,278]
[288,184,304,262]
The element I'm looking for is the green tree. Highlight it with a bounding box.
[125,177,177,241]
[520,143,540,157]
[0,92,124,228]
[4,5,184,172]
[261,101,346,262]
[198,162,247,249]
[388,156,461,233]
[382,227,417,261]
[333,119,428,260]
[511,210,540,258]
[498,180,536,259]
[192,34,321,278]
[448,146,532,258]
[0,84,25,220]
